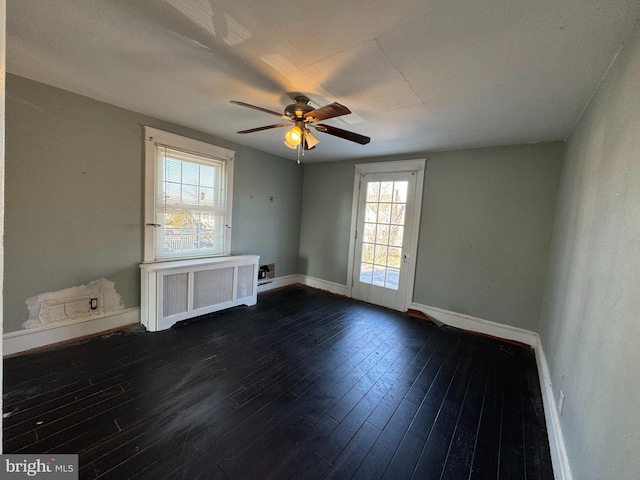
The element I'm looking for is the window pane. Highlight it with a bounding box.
[198,187,214,206]
[161,209,223,255]
[364,223,376,243]
[181,161,199,185]
[181,184,200,205]
[361,243,375,263]
[164,158,182,183]
[200,164,216,186]
[366,182,379,202]
[388,247,402,268]
[394,181,408,203]
[380,182,393,202]
[389,225,404,247]
[385,268,400,290]
[391,204,405,225]
[360,264,373,284]
[164,182,181,204]
[376,224,389,245]
[374,245,388,266]
[372,266,386,286]
[365,203,378,222]
[377,203,391,224]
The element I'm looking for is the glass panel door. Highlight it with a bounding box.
[359,180,408,290]
[352,170,418,311]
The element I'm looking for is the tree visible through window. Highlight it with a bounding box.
[144,127,234,262]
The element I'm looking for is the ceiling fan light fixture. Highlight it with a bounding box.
[285,126,302,145]
[304,128,320,148]
[283,138,297,149]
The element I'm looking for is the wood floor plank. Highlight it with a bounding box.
[316,376,391,464]
[498,350,527,479]
[5,385,125,441]
[407,336,471,441]
[469,348,506,479]
[322,421,382,479]
[352,398,421,480]
[365,358,425,430]
[439,348,491,479]
[410,347,477,479]
[380,431,425,480]
[255,415,336,480]
[2,285,553,480]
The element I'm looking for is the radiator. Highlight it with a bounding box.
[140,255,259,331]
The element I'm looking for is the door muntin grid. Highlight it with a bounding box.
[359,180,408,290]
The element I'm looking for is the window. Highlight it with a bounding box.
[144,127,234,262]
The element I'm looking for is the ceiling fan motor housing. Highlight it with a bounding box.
[285,96,314,120]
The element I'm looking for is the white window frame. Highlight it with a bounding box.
[143,126,235,263]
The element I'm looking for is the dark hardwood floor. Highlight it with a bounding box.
[3,285,554,479]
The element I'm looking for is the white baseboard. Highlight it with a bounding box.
[3,307,140,356]
[408,302,538,347]
[297,275,348,296]
[257,274,300,293]
[534,338,573,480]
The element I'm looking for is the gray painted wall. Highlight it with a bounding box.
[299,143,563,331]
[539,20,640,480]
[4,74,302,333]
[415,144,563,331]
[299,160,356,284]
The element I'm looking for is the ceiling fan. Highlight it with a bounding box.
[230,95,370,161]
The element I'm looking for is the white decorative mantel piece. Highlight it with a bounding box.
[140,255,259,332]
[23,278,125,329]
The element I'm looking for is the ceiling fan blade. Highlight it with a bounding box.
[314,124,371,145]
[230,100,289,120]
[237,123,290,134]
[304,102,351,121]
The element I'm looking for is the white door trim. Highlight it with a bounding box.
[346,159,426,310]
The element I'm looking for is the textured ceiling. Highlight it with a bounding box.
[7,0,640,162]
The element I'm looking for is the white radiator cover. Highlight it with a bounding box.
[140,255,259,331]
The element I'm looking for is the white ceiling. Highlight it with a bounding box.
[7,0,640,162]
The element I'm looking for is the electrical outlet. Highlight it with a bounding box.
[89,297,99,310]
[558,390,565,415]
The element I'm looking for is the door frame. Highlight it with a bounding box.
[346,159,426,311]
